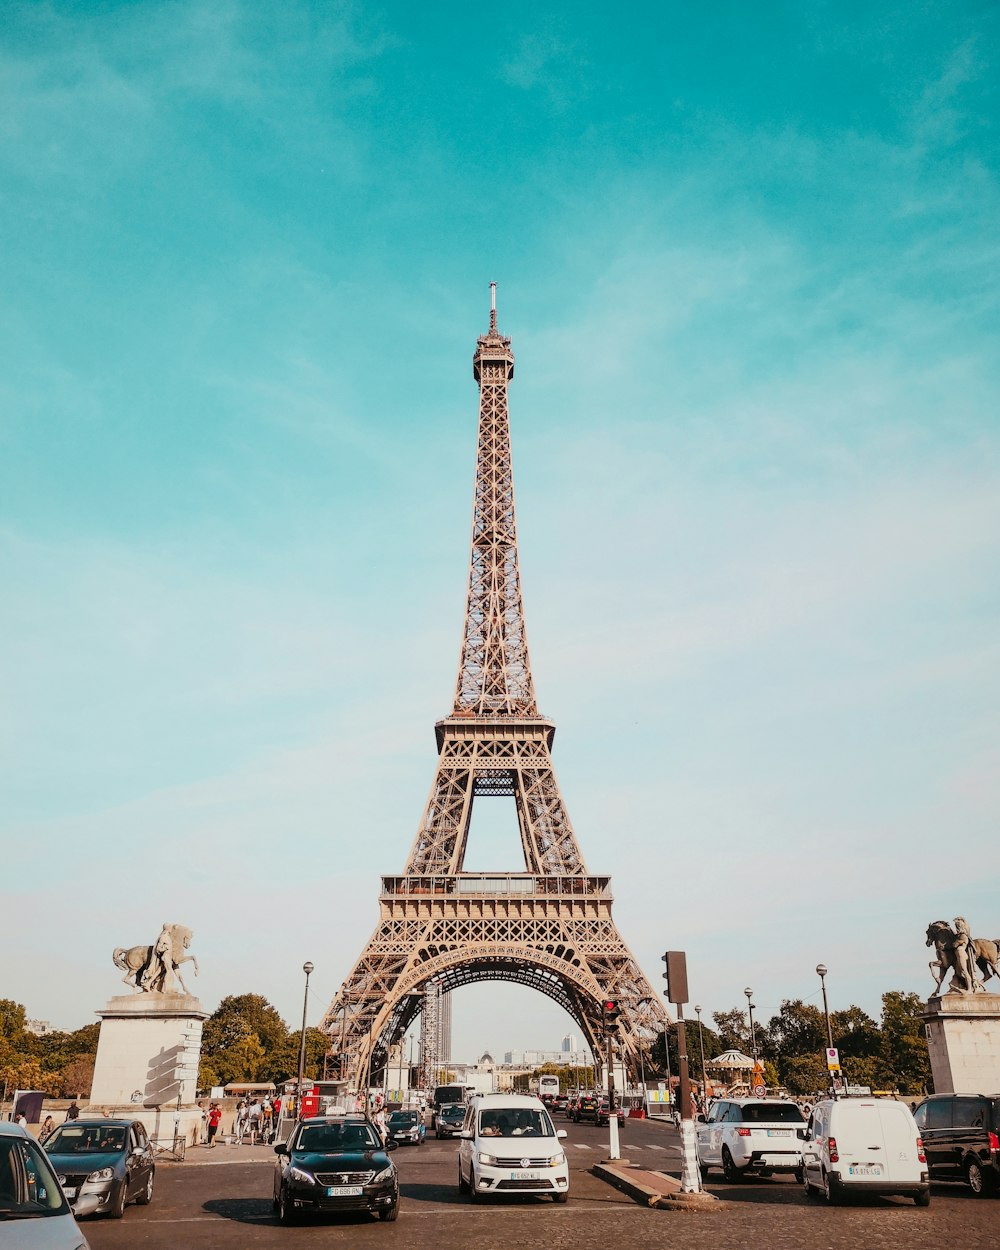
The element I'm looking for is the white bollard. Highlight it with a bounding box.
[608,1109,621,1160]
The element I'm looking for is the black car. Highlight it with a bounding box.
[914,1094,1000,1196]
[386,1110,425,1146]
[436,1103,466,1138]
[273,1116,398,1224]
[573,1093,599,1123]
[44,1117,155,1219]
[553,1094,569,1114]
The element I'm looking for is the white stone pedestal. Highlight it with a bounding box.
[922,994,1000,1094]
[89,993,208,1147]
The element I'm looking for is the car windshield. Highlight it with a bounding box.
[479,1108,554,1138]
[44,1125,127,1153]
[0,1137,69,1218]
[741,1103,805,1124]
[442,1106,464,1119]
[295,1123,380,1152]
[388,1113,416,1126]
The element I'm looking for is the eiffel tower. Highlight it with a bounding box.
[320,287,668,1087]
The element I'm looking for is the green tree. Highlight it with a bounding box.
[880,991,930,1092]
[780,1054,827,1096]
[831,1006,881,1059]
[263,1029,329,1085]
[763,999,826,1059]
[711,1008,751,1053]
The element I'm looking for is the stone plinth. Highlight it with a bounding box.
[89,993,208,1145]
[922,994,1000,1094]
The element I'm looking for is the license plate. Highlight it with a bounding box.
[511,1170,541,1180]
[847,1164,882,1177]
[327,1185,364,1196]
[767,1130,791,1137]
[62,1187,77,1200]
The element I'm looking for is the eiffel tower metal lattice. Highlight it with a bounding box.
[320,287,668,1087]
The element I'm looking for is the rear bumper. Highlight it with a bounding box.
[830,1170,929,1196]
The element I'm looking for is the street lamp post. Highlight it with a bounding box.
[816,963,836,1098]
[744,987,758,1066]
[694,1005,708,1111]
[297,961,314,1117]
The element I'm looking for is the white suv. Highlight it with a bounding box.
[697,1097,806,1181]
[458,1094,570,1203]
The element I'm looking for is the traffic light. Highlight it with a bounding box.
[602,1000,621,1034]
[662,951,689,1005]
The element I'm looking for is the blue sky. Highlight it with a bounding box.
[2,1,998,1061]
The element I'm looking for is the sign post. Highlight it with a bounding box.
[662,951,701,1194]
[602,1001,622,1160]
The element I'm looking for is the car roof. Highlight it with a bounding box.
[470,1093,545,1108]
[69,1117,139,1127]
[728,1097,795,1105]
[0,1121,30,1139]
[298,1115,370,1126]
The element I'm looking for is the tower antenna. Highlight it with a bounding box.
[490,281,497,332]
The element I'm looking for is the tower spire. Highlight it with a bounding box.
[490,280,497,333]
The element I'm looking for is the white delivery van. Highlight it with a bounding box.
[801,1097,929,1206]
[457,1093,570,1203]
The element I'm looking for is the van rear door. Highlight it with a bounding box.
[834,1102,890,1183]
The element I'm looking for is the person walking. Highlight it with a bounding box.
[66,1103,80,1121]
[207,1103,222,1148]
[39,1116,56,1143]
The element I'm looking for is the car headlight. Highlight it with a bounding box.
[86,1167,116,1182]
[550,1151,565,1166]
[371,1166,395,1183]
[478,1151,498,1165]
[288,1166,316,1184]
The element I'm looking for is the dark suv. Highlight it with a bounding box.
[914,1094,1000,1196]
[572,1093,599,1124]
[273,1116,398,1224]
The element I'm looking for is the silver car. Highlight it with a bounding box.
[0,1120,94,1248]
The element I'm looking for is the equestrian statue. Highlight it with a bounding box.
[113,923,199,995]
[926,917,1000,996]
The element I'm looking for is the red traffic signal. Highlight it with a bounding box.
[602,1000,621,1033]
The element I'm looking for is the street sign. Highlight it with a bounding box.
[826,1047,841,1071]
[752,1083,766,1096]
[846,1084,871,1096]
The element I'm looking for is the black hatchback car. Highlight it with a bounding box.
[435,1103,466,1138]
[44,1117,155,1218]
[913,1094,1000,1196]
[273,1117,398,1224]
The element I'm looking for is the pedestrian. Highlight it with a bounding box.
[261,1098,273,1142]
[39,1115,56,1143]
[373,1105,388,1145]
[66,1102,80,1121]
[247,1098,262,1144]
[207,1102,222,1148]
[15,1112,27,1129]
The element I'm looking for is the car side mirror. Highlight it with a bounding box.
[458,1130,474,1139]
[386,1139,398,1151]
[273,1143,288,1155]
[801,1130,810,1141]
[556,1130,567,1139]
[696,1114,707,1123]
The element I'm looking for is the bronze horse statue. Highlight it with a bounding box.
[926,920,1000,995]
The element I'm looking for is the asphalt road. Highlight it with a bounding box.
[81,1113,1000,1250]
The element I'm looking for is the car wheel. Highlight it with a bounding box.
[823,1170,842,1206]
[458,1162,470,1194]
[721,1147,742,1183]
[793,1166,804,1185]
[914,1189,931,1207]
[108,1179,128,1219]
[469,1168,483,1202]
[378,1200,399,1221]
[135,1170,154,1206]
[552,1191,568,1204]
[278,1185,297,1225]
[966,1157,992,1196]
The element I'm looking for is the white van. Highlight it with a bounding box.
[801,1097,929,1206]
[457,1093,570,1203]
